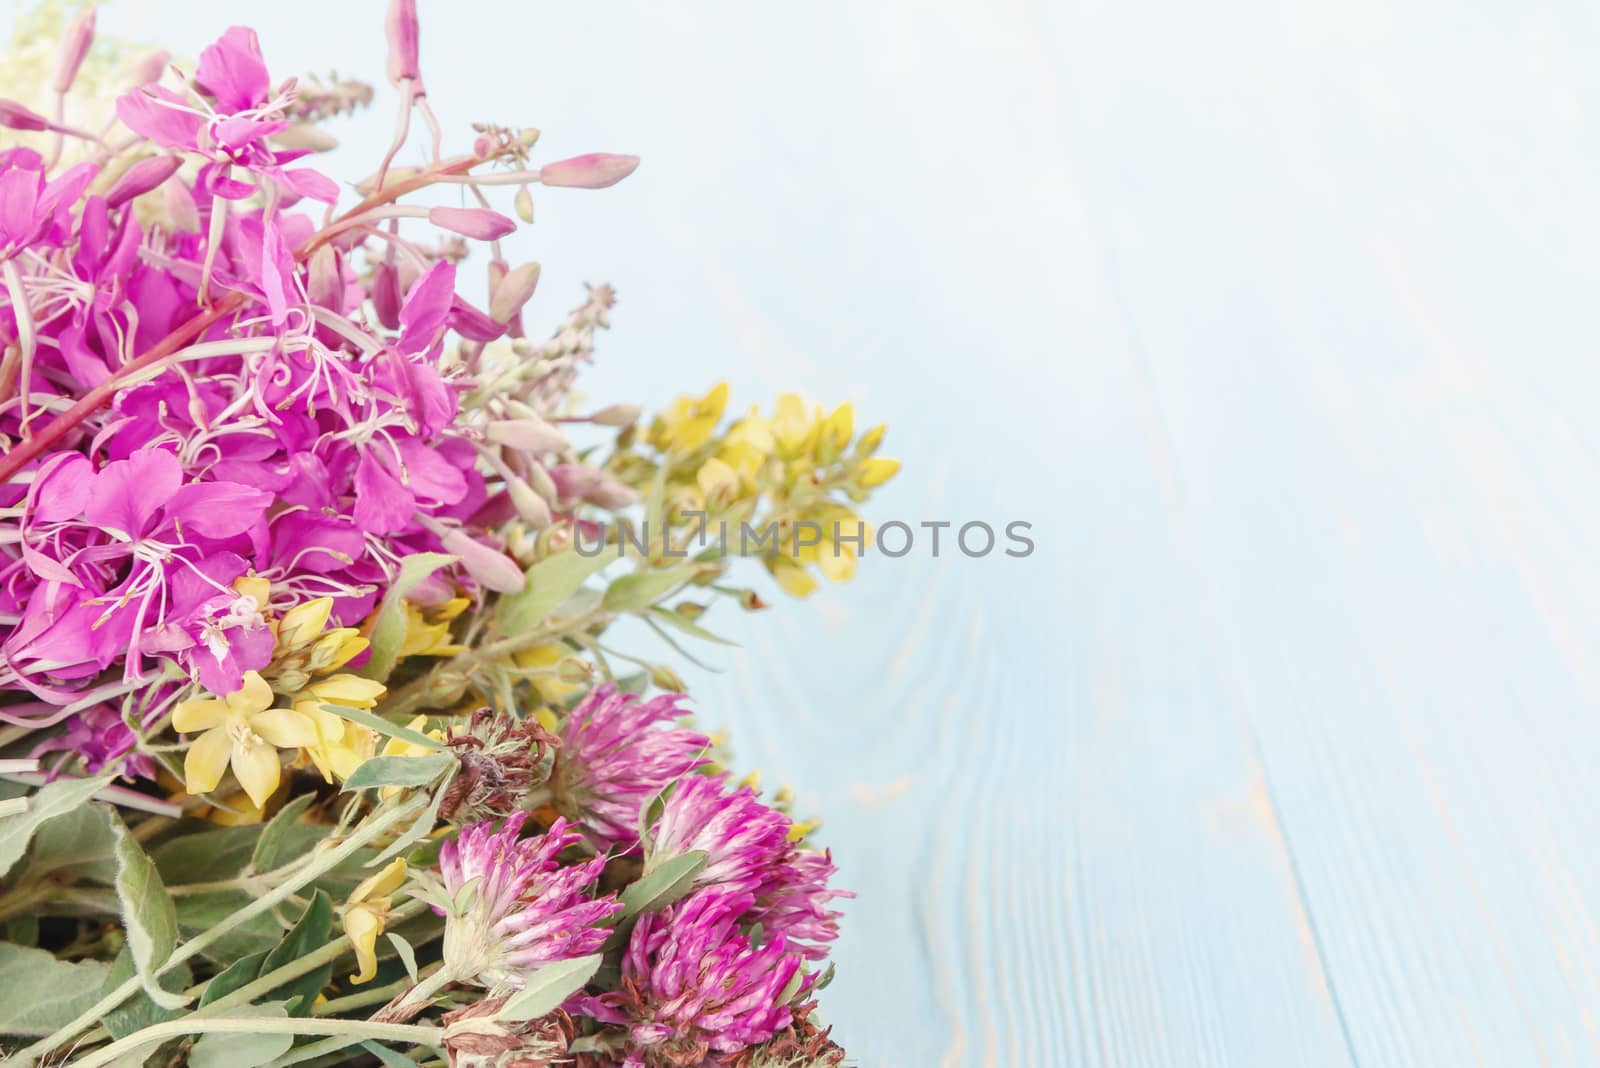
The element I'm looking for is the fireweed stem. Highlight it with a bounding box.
[16,797,426,1065]
[0,148,506,483]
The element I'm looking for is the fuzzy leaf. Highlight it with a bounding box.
[98,949,192,1040]
[495,953,603,1022]
[647,605,738,646]
[27,801,119,883]
[114,820,184,1009]
[387,932,420,984]
[198,950,270,1007]
[362,1041,423,1067]
[341,752,454,792]
[360,552,458,680]
[259,890,334,1015]
[619,851,708,919]
[251,794,323,873]
[0,943,113,1035]
[602,565,696,613]
[0,774,112,878]
[496,550,612,634]
[326,704,443,751]
[189,1003,294,1068]
[152,823,261,884]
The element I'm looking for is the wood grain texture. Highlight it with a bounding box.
[18,0,1600,1063]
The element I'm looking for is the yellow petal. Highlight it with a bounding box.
[770,560,819,599]
[343,904,384,985]
[226,671,275,715]
[350,858,408,905]
[310,630,368,671]
[182,726,232,795]
[818,542,857,583]
[856,457,900,488]
[232,575,270,604]
[278,597,334,649]
[249,706,318,749]
[231,740,282,809]
[696,457,740,501]
[306,674,387,709]
[172,699,230,733]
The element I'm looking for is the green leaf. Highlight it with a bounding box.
[496,550,612,633]
[152,824,261,884]
[175,891,284,961]
[189,1003,294,1068]
[27,801,120,883]
[98,948,192,1040]
[387,932,420,984]
[0,774,112,878]
[367,765,455,869]
[360,552,458,681]
[325,703,443,751]
[114,819,184,1010]
[362,1041,423,1067]
[0,942,114,1036]
[602,565,696,613]
[495,953,603,1022]
[619,851,707,918]
[341,752,454,793]
[258,890,335,1015]
[251,794,319,873]
[647,605,738,646]
[198,949,270,1007]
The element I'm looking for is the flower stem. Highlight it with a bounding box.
[70,1015,443,1068]
[14,797,425,1065]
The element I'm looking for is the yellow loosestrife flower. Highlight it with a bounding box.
[342,858,408,984]
[174,671,317,808]
[298,703,377,784]
[397,597,471,659]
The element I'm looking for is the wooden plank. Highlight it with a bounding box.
[1059,2,1600,1063]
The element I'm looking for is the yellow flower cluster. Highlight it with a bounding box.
[630,383,899,597]
[175,586,453,809]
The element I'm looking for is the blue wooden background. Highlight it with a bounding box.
[13,0,1600,1064]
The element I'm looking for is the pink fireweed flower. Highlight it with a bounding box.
[593,886,812,1066]
[115,27,337,204]
[555,684,711,850]
[437,813,621,989]
[0,149,97,259]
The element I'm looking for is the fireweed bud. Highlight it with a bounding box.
[489,262,541,323]
[589,403,641,427]
[485,418,566,453]
[524,462,559,502]
[506,474,553,529]
[307,246,342,310]
[428,207,517,241]
[52,7,95,94]
[130,48,169,86]
[385,0,422,86]
[439,528,525,594]
[105,156,182,208]
[513,186,534,224]
[0,99,50,132]
[538,153,640,190]
[271,123,340,152]
[163,177,199,232]
[372,261,402,330]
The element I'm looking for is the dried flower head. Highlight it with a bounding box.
[441,706,558,823]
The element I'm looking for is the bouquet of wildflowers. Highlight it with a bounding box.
[0,4,898,1065]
